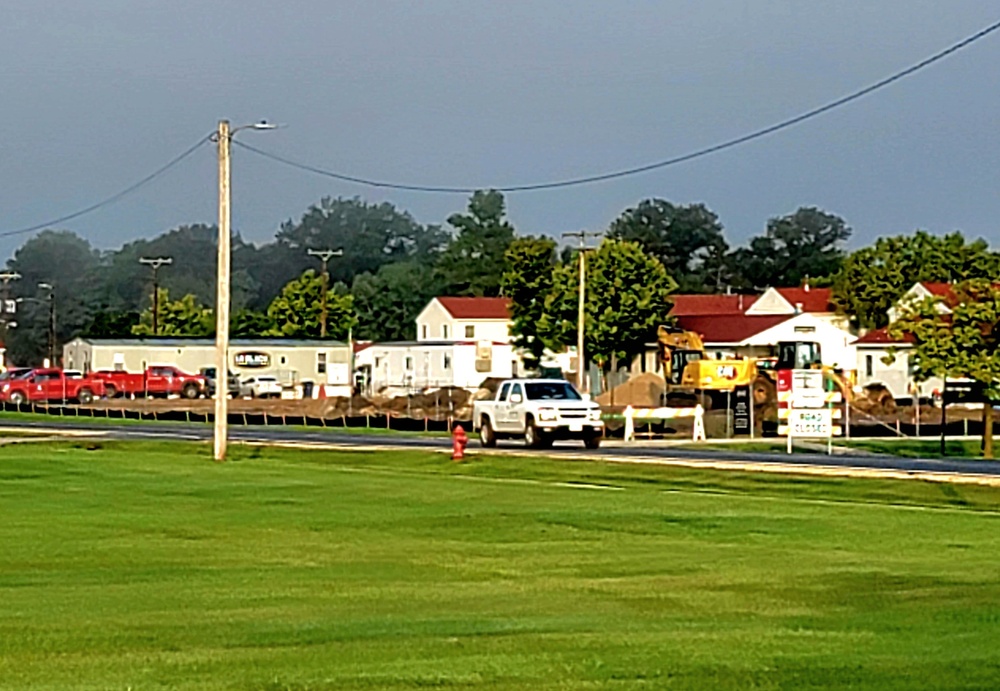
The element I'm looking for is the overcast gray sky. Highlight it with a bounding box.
[1,1,998,261]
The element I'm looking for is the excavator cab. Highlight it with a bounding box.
[776,341,822,371]
[668,349,703,386]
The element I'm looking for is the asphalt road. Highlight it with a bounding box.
[4,418,1000,486]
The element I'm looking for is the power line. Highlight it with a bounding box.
[0,134,213,239]
[234,18,1000,194]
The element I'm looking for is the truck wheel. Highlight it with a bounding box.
[525,419,549,449]
[77,388,94,405]
[104,383,117,398]
[9,391,26,406]
[583,433,602,450]
[479,418,497,448]
[182,382,200,399]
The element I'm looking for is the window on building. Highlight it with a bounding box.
[443,354,451,370]
[793,326,816,333]
[317,352,327,374]
[865,354,873,378]
[421,325,427,340]
[443,324,449,339]
[405,356,413,370]
[465,325,475,338]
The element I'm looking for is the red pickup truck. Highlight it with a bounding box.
[0,368,105,405]
[92,366,205,399]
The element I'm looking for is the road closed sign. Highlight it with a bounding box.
[788,408,833,438]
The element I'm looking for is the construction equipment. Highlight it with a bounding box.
[655,325,848,417]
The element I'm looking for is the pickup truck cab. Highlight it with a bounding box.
[472,378,604,449]
[92,366,205,399]
[0,368,105,405]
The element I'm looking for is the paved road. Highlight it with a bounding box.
[4,418,1000,486]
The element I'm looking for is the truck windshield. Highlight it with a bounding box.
[524,382,582,401]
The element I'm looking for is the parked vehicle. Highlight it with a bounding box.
[472,378,604,449]
[240,375,282,399]
[199,367,242,398]
[0,368,105,405]
[0,367,32,383]
[91,366,205,399]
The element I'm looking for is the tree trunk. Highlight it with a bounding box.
[983,403,994,460]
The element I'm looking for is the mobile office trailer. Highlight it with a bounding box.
[63,338,352,396]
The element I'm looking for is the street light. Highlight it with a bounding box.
[561,231,601,393]
[15,282,55,366]
[213,119,277,462]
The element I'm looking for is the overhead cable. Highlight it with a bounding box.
[0,134,212,239]
[234,18,1000,193]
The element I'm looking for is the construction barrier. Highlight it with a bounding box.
[621,404,705,442]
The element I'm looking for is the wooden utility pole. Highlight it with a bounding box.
[561,231,601,393]
[139,257,172,336]
[214,119,232,462]
[307,248,343,338]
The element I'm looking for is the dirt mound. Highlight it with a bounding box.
[596,372,666,408]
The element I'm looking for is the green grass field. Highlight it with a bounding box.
[3,440,1000,689]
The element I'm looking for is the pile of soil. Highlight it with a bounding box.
[596,372,666,408]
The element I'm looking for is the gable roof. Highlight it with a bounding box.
[773,286,835,313]
[669,294,758,316]
[854,327,915,345]
[675,314,790,344]
[919,282,953,297]
[435,297,511,320]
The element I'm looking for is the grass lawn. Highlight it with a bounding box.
[695,438,992,459]
[2,441,1000,689]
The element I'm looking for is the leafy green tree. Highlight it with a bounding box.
[436,190,516,296]
[607,199,728,293]
[889,279,1000,458]
[538,240,676,373]
[231,308,275,337]
[352,261,441,342]
[132,290,214,337]
[81,310,141,339]
[501,236,558,368]
[5,230,102,365]
[267,270,356,340]
[729,207,851,290]
[832,231,1000,330]
[273,196,447,286]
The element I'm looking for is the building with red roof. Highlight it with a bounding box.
[416,297,512,344]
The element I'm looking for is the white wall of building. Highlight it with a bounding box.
[63,339,351,388]
[739,313,856,372]
[356,341,514,395]
[415,299,511,343]
[855,344,943,400]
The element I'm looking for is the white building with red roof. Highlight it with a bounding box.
[354,296,517,396]
[416,296,513,343]
[854,282,951,400]
[668,285,856,371]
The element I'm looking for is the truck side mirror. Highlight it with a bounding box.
[509,393,523,404]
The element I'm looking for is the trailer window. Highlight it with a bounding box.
[865,355,873,378]
[317,352,327,374]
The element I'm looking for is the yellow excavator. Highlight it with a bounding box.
[655,325,848,417]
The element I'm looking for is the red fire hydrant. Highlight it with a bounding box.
[451,424,469,462]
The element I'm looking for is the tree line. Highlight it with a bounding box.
[3,190,998,369]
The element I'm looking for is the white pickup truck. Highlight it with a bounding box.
[472,378,604,449]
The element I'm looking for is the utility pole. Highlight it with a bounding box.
[0,271,21,369]
[139,257,172,336]
[212,119,276,462]
[307,248,343,338]
[215,119,232,462]
[38,283,55,366]
[561,231,601,393]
